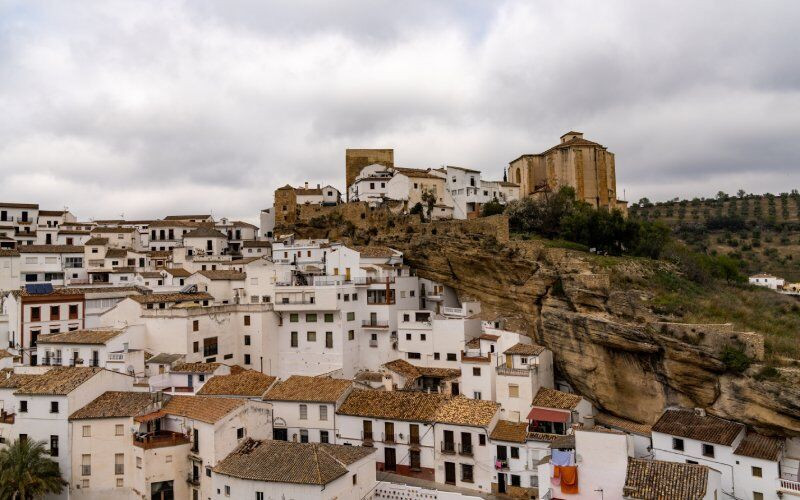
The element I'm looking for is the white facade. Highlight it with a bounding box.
[749,274,785,290]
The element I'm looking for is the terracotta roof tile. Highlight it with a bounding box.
[196,370,276,397]
[504,343,546,356]
[129,292,212,304]
[91,226,136,233]
[162,395,245,424]
[69,391,156,420]
[184,227,227,238]
[171,362,221,373]
[37,329,122,345]
[355,246,399,258]
[0,373,41,389]
[194,270,246,280]
[85,237,108,245]
[213,439,374,485]
[17,245,83,254]
[164,215,211,220]
[0,202,38,208]
[652,409,743,446]
[623,458,709,499]
[594,412,652,436]
[263,376,352,403]
[14,367,102,395]
[105,248,127,258]
[490,420,529,443]
[532,387,583,410]
[243,240,271,248]
[733,431,783,461]
[383,359,461,389]
[145,353,184,365]
[163,268,191,277]
[0,249,19,257]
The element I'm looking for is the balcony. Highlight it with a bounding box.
[187,473,201,486]
[779,476,800,495]
[382,432,395,443]
[133,431,190,450]
[361,431,374,444]
[362,320,389,329]
[367,298,395,306]
[367,277,395,285]
[108,353,125,362]
[496,365,537,377]
[494,457,509,470]
[442,306,466,317]
[440,441,456,455]
[0,411,14,425]
[458,443,473,456]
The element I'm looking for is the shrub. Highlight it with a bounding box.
[481,198,505,217]
[721,346,751,374]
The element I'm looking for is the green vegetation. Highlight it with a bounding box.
[0,438,67,499]
[480,198,505,217]
[720,346,752,374]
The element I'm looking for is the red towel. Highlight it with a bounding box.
[551,465,561,486]
[560,465,579,494]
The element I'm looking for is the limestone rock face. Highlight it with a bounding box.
[375,233,800,436]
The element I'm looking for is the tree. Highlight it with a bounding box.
[481,198,505,217]
[420,190,436,220]
[0,438,67,499]
[637,197,651,208]
[502,170,507,182]
[737,189,746,199]
[716,191,728,201]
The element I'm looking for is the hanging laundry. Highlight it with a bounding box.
[560,465,579,494]
[551,465,561,486]
[551,449,574,466]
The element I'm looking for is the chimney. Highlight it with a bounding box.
[694,408,706,417]
[317,183,320,189]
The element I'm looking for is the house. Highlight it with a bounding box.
[527,387,594,437]
[196,369,276,399]
[18,244,86,286]
[595,412,653,458]
[241,240,271,258]
[35,328,133,369]
[149,362,231,394]
[182,226,229,257]
[382,359,461,394]
[623,457,722,499]
[186,270,247,305]
[262,375,353,444]
[0,249,20,291]
[68,391,159,498]
[90,226,141,251]
[211,438,376,500]
[749,273,785,290]
[0,202,39,246]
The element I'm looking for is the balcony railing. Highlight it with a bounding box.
[108,353,125,361]
[442,306,466,317]
[362,320,389,328]
[367,277,395,285]
[367,298,395,305]
[382,432,395,443]
[133,431,190,450]
[496,365,537,377]
[81,465,91,476]
[440,441,456,454]
[459,443,473,456]
[187,473,201,486]
[494,457,509,470]
[779,477,800,494]
[361,431,374,443]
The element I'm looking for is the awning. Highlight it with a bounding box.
[527,407,570,423]
[134,410,166,423]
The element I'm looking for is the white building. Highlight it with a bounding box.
[749,273,785,290]
[18,244,86,286]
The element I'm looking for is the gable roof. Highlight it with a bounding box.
[105,248,127,258]
[69,391,155,420]
[194,270,246,281]
[0,372,41,390]
[733,431,783,461]
[161,395,245,424]
[14,367,103,395]
[652,409,743,446]
[164,215,211,220]
[145,353,184,365]
[623,458,709,499]
[163,267,191,277]
[242,240,271,248]
[129,292,212,304]
[263,375,352,403]
[37,329,122,345]
[197,370,276,397]
[490,420,529,443]
[531,387,583,410]
[91,226,136,233]
[503,343,546,356]
[17,245,83,254]
[213,439,374,485]
[595,412,652,436]
[184,226,227,238]
[170,362,221,373]
[85,237,108,246]
[383,359,461,389]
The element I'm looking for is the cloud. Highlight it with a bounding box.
[0,0,798,221]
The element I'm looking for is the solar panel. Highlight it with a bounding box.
[25,283,54,295]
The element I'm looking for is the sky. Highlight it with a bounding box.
[1,1,799,223]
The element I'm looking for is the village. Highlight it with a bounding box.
[0,133,796,500]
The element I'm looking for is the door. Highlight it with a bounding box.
[384,447,396,472]
[498,472,507,494]
[370,312,377,326]
[384,422,394,442]
[363,420,373,441]
[443,430,454,453]
[505,355,512,368]
[410,450,421,471]
[451,382,459,396]
[444,462,456,485]
[272,428,288,441]
[409,424,420,445]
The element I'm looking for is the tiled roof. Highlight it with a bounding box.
[129,292,212,304]
[91,226,136,233]
[85,237,108,245]
[197,370,276,397]
[164,215,211,220]
[0,373,41,389]
[69,391,155,420]
[490,420,529,443]
[623,458,709,499]
[338,390,498,427]
[38,210,66,216]
[0,202,38,208]
[37,329,122,345]
[147,250,172,257]
[105,248,127,258]
[383,359,461,389]
[395,167,441,179]
[171,362,221,373]
[0,250,19,257]
[242,240,271,248]
[0,350,13,359]
[184,227,227,238]
[595,412,652,436]
[139,271,163,279]
[504,343,546,356]
[162,395,245,424]
[17,245,83,254]
[355,246,399,258]
[163,267,191,277]
[14,367,102,395]
[652,409,743,446]
[230,220,258,229]
[263,375,352,403]
[733,431,783,461]
[145,353,184,365]
[12,286,141,298]
[194,270,246,280]
[213,439,374,485]
[532,387,583,410]
[148,220,205,228]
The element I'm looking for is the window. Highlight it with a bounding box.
[473,391,482,400]
[511,475,521,487]
[206,466,212,477]
[82,454,91,476]
[68,304,79,319]
[702,443,715,458]
[192,320,199,332]
[82,479,89,488]
[166,455,172,462]
[319,405,328,421]
[434,353,440,360]
[320,431,329,443]
[347,312,355,321]
[237,428,245,440]
[307,331,317,342]
[324,313,334,322]
[672,438,684,451]
[244,354,251,365]
[136,457,142,469]
[752,466,762,478]
[82,425,91,437]
[299,429,309,443]
[405,333,411,341]
[407,352,421,360]
[325,331,333,348]
[299,404,308,420]
[193,341,199,353]
[50,435,58,457]
[348,330,355,341]
[446,353,457,361]
[244,335,251,346]
[291,332,298,347]
[352,474,358,485]
[256,493,264,500]
[224,485,230,496]
[479,434,486,446]
[30,306,41,321]
[753,493,764,500]
[289,313,299,323]
[116,478,123,487]
[508,384,519,398]
[50,401,59,413]
[472,367,481,376]
[115,453,124,474]
[244,315,250,326]
[511,447,519,459]
[306,313,317,322]
[203,337,218,357]
[115,424,124,436]
[420,333,426,341]
[461,463,474,483]
[50,305,60,320]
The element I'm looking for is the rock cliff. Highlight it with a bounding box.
[370,230,800,436]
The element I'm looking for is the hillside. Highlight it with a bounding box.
[285,214,800,436]
[631,192,800,281]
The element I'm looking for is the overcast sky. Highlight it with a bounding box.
[1,1,799,223]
